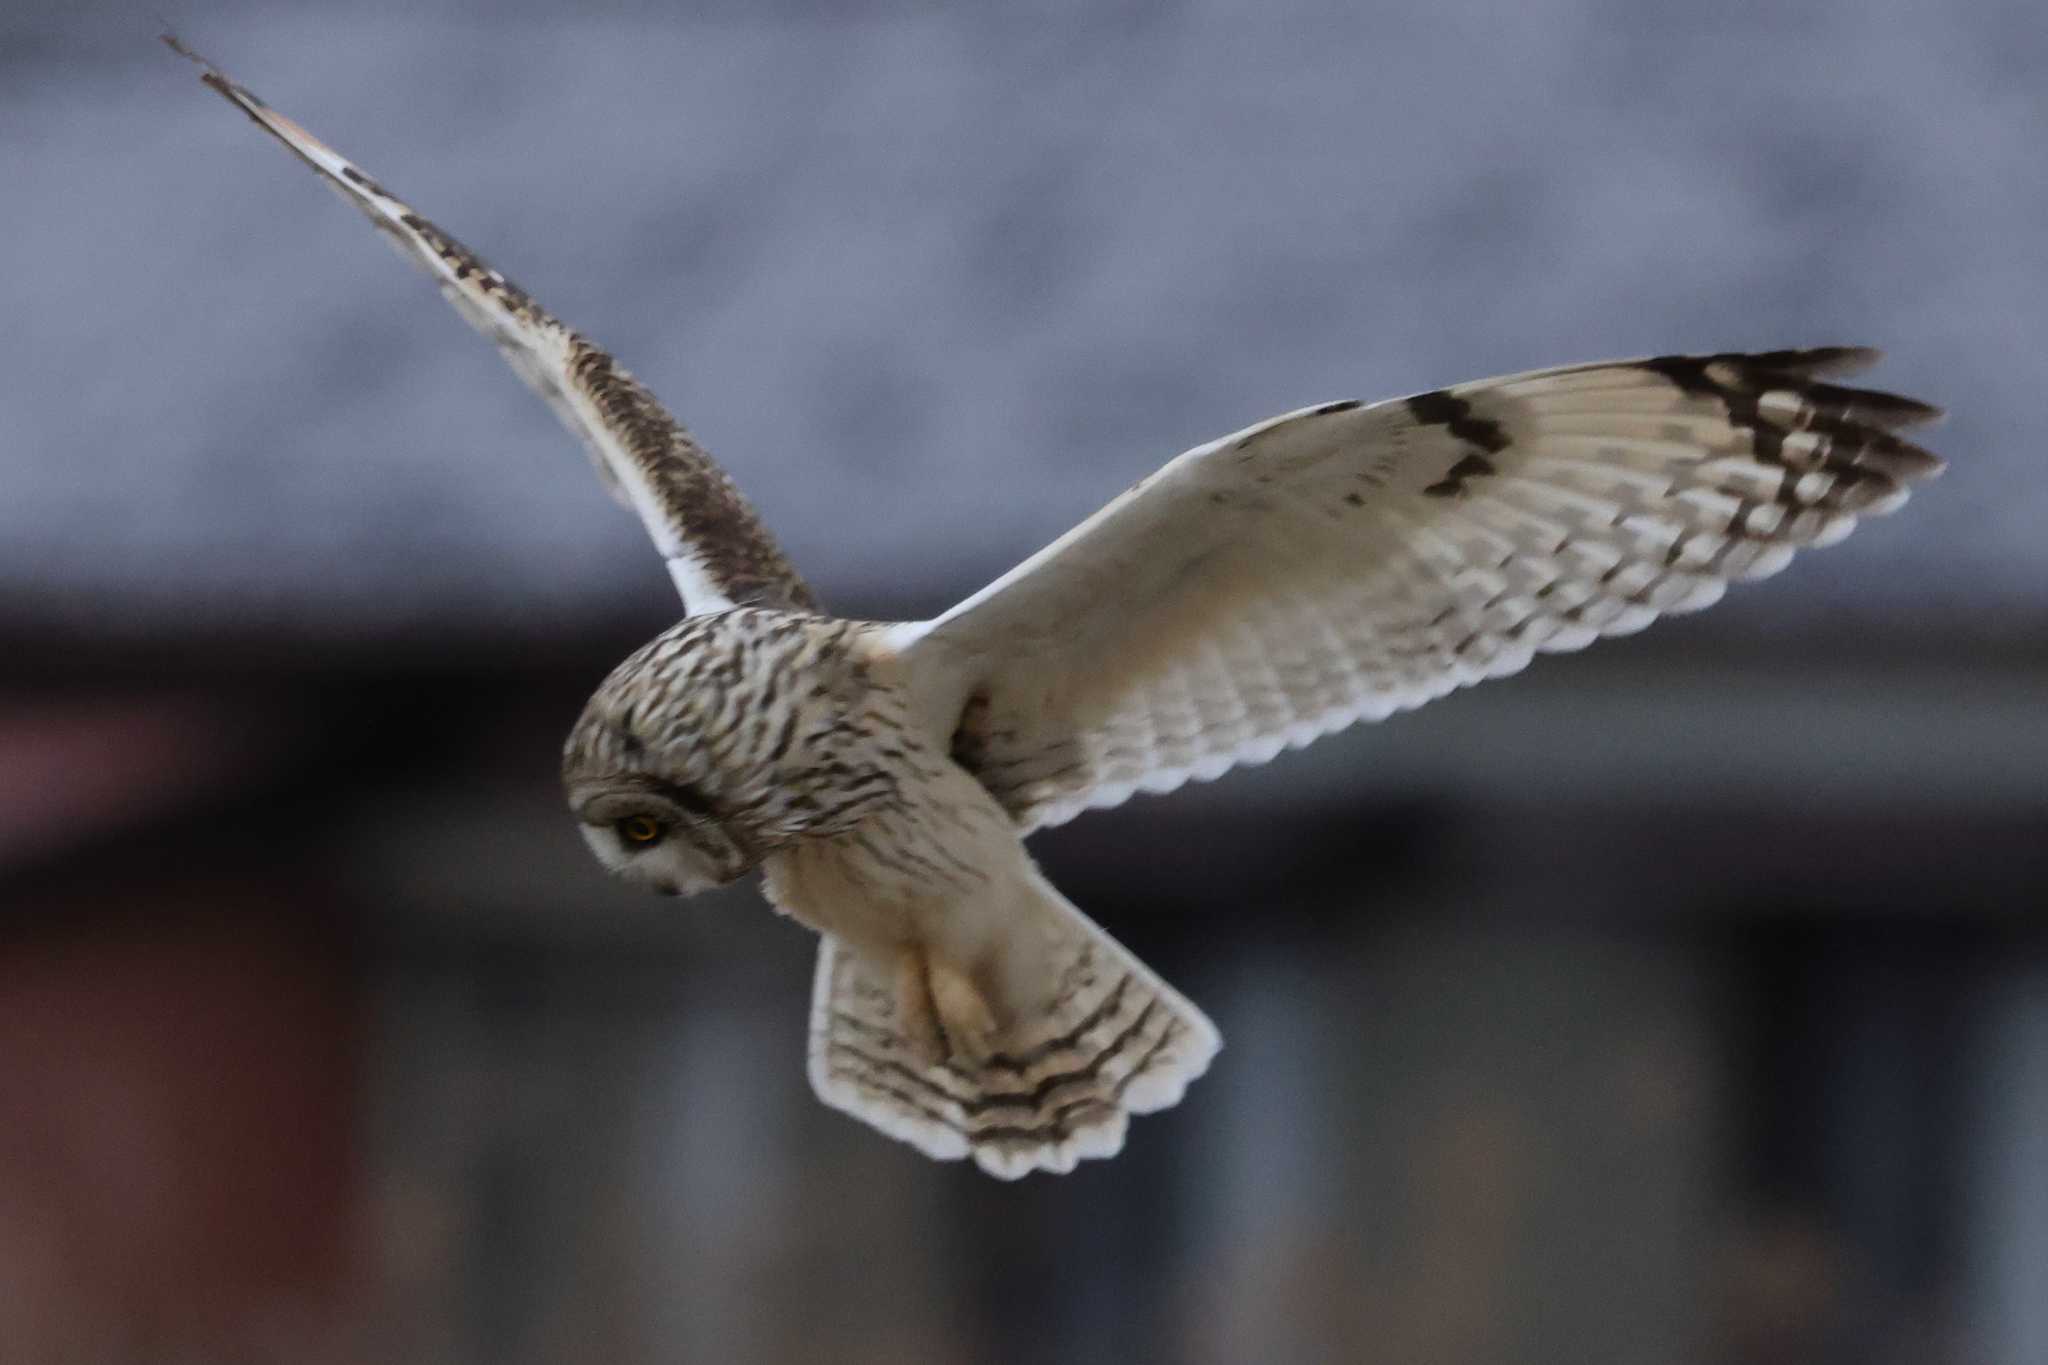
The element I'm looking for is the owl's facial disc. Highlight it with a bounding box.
[569,784,754,897]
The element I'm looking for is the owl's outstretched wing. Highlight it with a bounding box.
[169,37,814,616]
[897,348,1944,831]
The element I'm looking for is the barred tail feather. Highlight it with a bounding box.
[807,879,1220,1179]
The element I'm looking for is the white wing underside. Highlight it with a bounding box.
[900,349,1945,831]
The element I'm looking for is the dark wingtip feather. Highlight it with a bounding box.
[1746,345,1885,379]
[159,30,225,84]
[1797,380,1947,431]
[1636,349,1948,508]
[1869,437,1947,482]
[157,29,202,64]
[1726,349,1943,428]
[162,30,272,119]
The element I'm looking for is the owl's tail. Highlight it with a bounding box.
[806,870,1220,1178]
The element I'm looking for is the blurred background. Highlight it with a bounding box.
[3,1,2044,1361]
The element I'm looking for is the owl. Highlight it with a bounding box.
[176,40,1945,1178]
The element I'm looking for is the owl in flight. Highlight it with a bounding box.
[175,40,1945,1178]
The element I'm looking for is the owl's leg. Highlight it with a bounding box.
[891,947,947,1066]
[927,957,1001,1066]
[892,946,1001,1066]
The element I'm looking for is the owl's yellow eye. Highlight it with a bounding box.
[617,815,666,846]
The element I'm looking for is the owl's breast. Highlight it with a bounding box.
[763,755,1021,953]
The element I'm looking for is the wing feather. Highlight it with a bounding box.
[807,870,1219,1179]
[898,349,1944,830]
[169,36,815,616]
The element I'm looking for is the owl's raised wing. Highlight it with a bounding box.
[897,349,1944,832]
[172,38,814,616]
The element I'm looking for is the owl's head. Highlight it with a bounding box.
[560,610,891,898]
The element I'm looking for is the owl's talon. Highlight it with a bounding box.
[893,947,948,1068]
[929,958,1002,1066]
